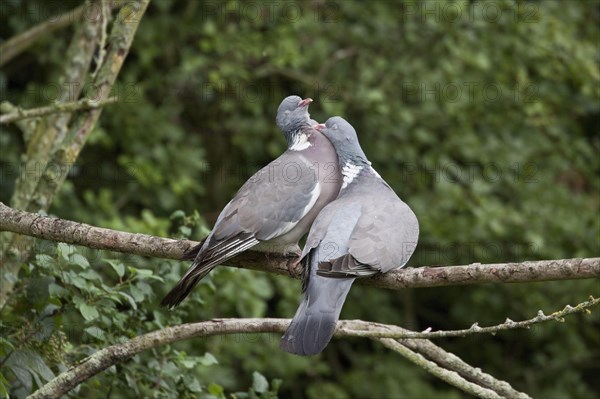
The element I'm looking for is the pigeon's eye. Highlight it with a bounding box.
[333,124,339,130]
[284,110,291,115]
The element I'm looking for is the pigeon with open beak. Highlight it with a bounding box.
[162,96,342,307]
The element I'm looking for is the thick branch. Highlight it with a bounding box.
[29,294,596,397]
[29,0,150,213]
[28,318,538,399]
[1,0,149,309]
[1,202,599,290]
[0,98,118,125]
[0,0,106,309]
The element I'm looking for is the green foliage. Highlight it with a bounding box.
[1,0,599,398]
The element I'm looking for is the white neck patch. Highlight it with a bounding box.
[341,161,363,189]
[289,133,311,151]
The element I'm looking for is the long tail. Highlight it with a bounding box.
[160,264,213,308]
[280,256,355,356]
[161,234,259,308]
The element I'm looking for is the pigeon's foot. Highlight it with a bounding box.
[280,244,302,277]
[283,244,302,258]
[287,256,302,278]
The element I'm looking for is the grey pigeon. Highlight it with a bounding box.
[280,116,419,356]
[161,96,342,307]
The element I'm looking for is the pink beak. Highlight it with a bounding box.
[299,98,313,107]
[314,123,326,131]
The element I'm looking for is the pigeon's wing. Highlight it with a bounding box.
[300,201,339,259]
[299,198,365,282]
[317,189,419,278]
[161,152,322,307]
[348,194,419,272]
[226,152,322,240]
[203,150,323,259]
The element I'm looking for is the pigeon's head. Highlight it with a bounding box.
[318,116,369,163]
[276,96,313,142]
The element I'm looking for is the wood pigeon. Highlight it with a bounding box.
[280,116,419,356]
[161,96,342,307]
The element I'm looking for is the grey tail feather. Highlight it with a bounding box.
[165,234,258,307]
[160,265,213,308]
[280,273,355,356]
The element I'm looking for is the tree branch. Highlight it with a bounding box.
[341,296,599,339]
[1,0,150,310]
[25,289,596,398]
[378,339,503,399]
[28,317,541,399]
[397,337,531,399]
[1,202,598,291]
[28,0,150,214]
[0,98,118,125]
[0,0,106,309]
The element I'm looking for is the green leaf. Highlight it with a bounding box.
[80,269,101,281]
[179,225,192,237]
[199,352,218,366]
[68,273,89,290]
[5,349,55,387]
[70,253,90,269]
[57,243,74,261]
[78,303,99,321]
[131,268,152,276]
[180,359,197,369]
[208,383,224,396]
[117,292,138,310]
[0,335,15,353]
[35,254,55,269]
[10,365,32,392]
[185,376,202,393]
[24,350,55,382]
[170,209,186,220]
[129,285,145,302]
[0,372,10,398]
[48,283,68,298]
[129,267,164,282]
[84,327,105,341]
[252,371,269,393]
[136,281,153,296]
[108,260,125,277]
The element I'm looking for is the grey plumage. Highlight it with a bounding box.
[280,116,419,356]
[161,96,342,307]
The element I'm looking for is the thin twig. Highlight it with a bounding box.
[398,338,532,399]
[90,0,111,81]
[340,296,599,339]
[0,98,118,125]
[379,339,503,399]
